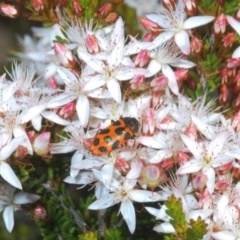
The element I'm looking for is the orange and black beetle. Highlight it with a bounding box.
[89,117,139,156]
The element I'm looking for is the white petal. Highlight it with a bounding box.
[88,193,120,209]
[107,80,121,103]
[19,104,46,123]
[14,193,40,204]
[191,115,215,139]
[41,110,70,126]
[183,16,215,29]
[232,46,240,58]
[162,64,179,95]
[181,134,202,159]
[211,231,235,240]
[188,209,213,221]
[203,167,215,194]
[115,67,148,80]
[150,32,174,50]
[77,50,104,73]
[0,163,22,189]
[170,59,196,68]
[145,207,159,218]
[226,15,240,35]
[64,172,96,185]
[76,95,89,127]
[32,114,43,131]
[153,222,175,233]
[3,205,14,232]
[137,136,162,149]
[70,151,84,177]
[120,199,136,234]
[47,93,77,108]
[82,77,106,92]
[0,137,23,160]
[146,60,162,78]
[129,190,162,202]
[101,163,114,185]
[176,160,202,175]
[3,80,20,102]
[175,30,190,55]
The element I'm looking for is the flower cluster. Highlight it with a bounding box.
[1,0,240,239]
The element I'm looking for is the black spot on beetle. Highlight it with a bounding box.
[124,132,131,140]
[93,138,100,146]
[115,127,125,136]
[104,136,112,143]
[99,129,110,134]
[112,140,120,150]
[112,120,121,126]
[98,146,108,152]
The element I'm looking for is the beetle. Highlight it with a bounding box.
[89,117,139,156]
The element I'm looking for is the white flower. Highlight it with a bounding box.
[50,123,92,178]
[17,88,70,131]
[78,17,148,103]
[0,137,24,189]
[146,41,195,94]
[146,0,214,55]
[57,68,111,127]
[138,130,185,164]
[88,160,162,233]
[177,132,234,193]
[0,180,40,232]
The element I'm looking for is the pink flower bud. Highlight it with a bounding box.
[32,0,44,12]
[34,206,47,220]
[97,3,113,18]
[59,102,76,119]
[197,188,212,209]
[105,13,118,24]
[73,0,82,16]
[129,75,145,91]
[152,90,164,106]
[192,173,207,191]
[162,0,176,10]
[86,34,99,54]
[139,17,161,33]
[234,94,240,110]
[222,32,236,48]
[226,58,240,68]
[176,151,189,165]
[134,50,150,67]
[191,37,202,53]
[233,71,240,95]
[214,13,227,35]
[160,158,174,171]
[115,157,130,175]
[0,3,19,18]
[150,76,168,92]
[215,180,229,193]
[219,68,228,84]
[218,84,229,105]
[33,132,51,157]
[54,43,76,68]
[175,69,188,88]
[140,163,168,191]
[142,108,155,136]
[143,33,154,42]
[48,76,59,89]
[183,0,196,16]
[232,109,240,131]
[185,123,198,140]
[13,145,28,159]
[27,131,36,143]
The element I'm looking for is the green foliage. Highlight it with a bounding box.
[186,217,208,240]
[163,196,207,240]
